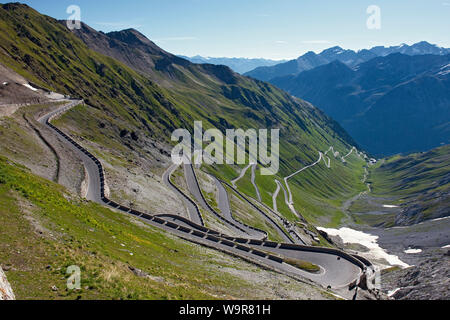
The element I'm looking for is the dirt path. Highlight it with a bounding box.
[281,146,366,220]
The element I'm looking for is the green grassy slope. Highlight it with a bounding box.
[0,155,333,299]
[0,3,368,229]
[0,3,355,172]
[205,150,368,228]
[289,153,367,226]
[0,3,184,143]
[349,146,449,226]
[367,146,449,224]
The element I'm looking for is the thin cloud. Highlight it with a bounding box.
[275,40,288,44]
[155,37,198,42]
[301,40,331,44]
[94,22,142,29]
[443,2,450,6]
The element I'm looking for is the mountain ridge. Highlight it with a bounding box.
[271,53,450,156]
[0,2,367,232]
[245,41,450,82]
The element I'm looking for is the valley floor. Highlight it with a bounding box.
[321,151,450,300]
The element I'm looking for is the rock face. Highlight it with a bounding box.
[0,62,47,110]
[0,266,15,300]
[382,251,450,300]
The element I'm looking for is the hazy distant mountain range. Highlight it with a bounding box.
[272,53,450,156]
[245,41,450,81]
[179,55,286,74]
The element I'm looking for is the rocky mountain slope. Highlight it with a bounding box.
[0,62,48,115]
[0,3,355,172]
[0,3,371,233]
[382,250,449,300]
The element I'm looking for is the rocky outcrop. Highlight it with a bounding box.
[382,250,450,300]
[0,62,47,114]
[0,266,15,300]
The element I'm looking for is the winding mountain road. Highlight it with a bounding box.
[220,180,296,244]
[273,180,282,213]
[211,175,267,240]
[285,151,328,205]
[251,164,262,202]
[37,100,373,297]
[231,163,252,188]
[162,163,204,225]
[38,101,103,203]
[279,146,364,220]
[183,163,251,237]
[342,147,358,162]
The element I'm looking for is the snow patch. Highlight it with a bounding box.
[383,205,399,208]
[431,216,450,222]
[317,227,410,268]
[438,63,450,76]
[442,245,450,249]
[437,70,450,76]
[388,288,401,297]
[404,248,422,254]
[23,83,38,91]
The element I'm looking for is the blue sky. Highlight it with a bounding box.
[4,0,450,59]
